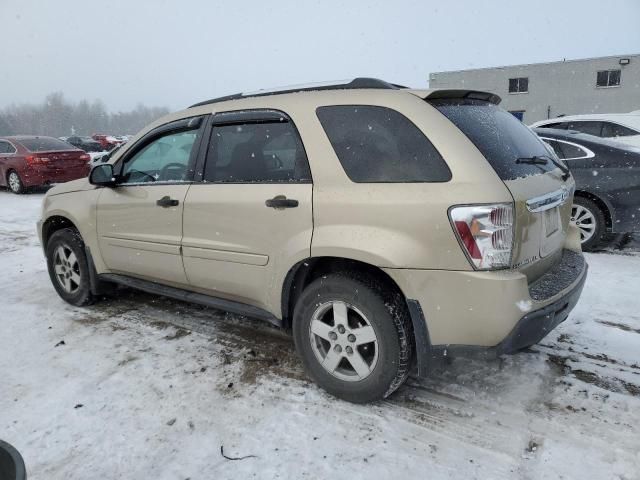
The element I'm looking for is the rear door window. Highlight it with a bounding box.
[429,98,556,180]
[316,105,451,183]
[203,119,311,183]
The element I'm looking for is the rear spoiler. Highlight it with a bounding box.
[424,89,502,105]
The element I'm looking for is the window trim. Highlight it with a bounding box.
[508,77,529,94]
[113,115,206,187]
[197,108,313,185]
[540,137,595,161]
[596,69,621,88]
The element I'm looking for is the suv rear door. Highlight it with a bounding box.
[181,110,313,313]
[96,116,205,285]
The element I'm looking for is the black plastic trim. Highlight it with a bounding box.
[406,299,431,376]
[99,273,282,327]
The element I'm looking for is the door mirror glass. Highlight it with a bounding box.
[89,164,115,186]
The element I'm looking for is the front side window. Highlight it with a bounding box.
[596,69,621,87]
[120,129,198,184]
[316,105,451,183]
[508,77,528,93]
[203,119,311,183]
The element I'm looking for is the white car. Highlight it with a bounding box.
[530,113,640,148]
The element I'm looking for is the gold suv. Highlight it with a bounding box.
[38,78,588,403]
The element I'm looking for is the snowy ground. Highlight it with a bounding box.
[1,190,639,480]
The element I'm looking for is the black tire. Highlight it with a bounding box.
[46,228,94,306]
[293,274,413,403]
[572,196,606,252]
[7,170,25,194]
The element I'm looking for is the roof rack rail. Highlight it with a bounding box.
[189,77,406,108]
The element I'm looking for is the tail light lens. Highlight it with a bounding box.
[25,155,49,165]
[449,203,514,270]
[80,153,90,163]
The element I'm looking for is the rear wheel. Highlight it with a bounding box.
[571,196,606,251]
[293,274,413,403]
[46,228,94,306]
[7,170,24,194]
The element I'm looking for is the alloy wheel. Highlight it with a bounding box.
[571,204,597,243]
[53,244,81,293]
[308,301,379,382]
[8,172,21,193]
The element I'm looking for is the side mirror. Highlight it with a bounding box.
[89,164,116,187]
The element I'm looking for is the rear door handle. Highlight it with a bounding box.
[265,195,299,209]
[156,196,179,208]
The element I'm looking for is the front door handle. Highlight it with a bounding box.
[265,195,299,209]
[156,196,179,208]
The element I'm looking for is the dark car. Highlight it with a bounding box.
[534,128,640,250]
[0,136,90,193]
[66,135,104,153]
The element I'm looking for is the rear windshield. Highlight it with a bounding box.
[18,137,77,152]
[316,105,451,183]
[429,99,556,180]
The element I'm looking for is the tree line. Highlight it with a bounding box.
[0,92,170,137]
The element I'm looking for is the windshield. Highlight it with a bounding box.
[429,98,557,180]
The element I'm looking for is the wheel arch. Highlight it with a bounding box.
[574,190,613,231]
[41,215,80,249]
[280,256,408,330]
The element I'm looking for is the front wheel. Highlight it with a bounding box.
[46,228,94,306]
[293,274,413,403]
[571,197,606,251]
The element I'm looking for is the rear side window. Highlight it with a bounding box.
[18,137,76,152]
[316,105,451,183]
[203,120,311,183]
[566,121,602,136]
[0,141,15,154]
[429,98,556,180]
[601,122,638,137]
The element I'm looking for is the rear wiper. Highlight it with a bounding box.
[516,155,571,181]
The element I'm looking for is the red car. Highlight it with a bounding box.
[0,136,90,194]
[91,134,124,151]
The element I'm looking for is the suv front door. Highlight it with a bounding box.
[96,116,204,285]
[182,110,313,313]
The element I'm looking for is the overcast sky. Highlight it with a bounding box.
[1,0,639,112]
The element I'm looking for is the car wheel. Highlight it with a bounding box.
[571,197,606,252]
[7,170,24,194]
[46,228,94,306]
[293,274,413,403]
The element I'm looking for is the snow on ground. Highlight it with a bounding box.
[1,190,639,480]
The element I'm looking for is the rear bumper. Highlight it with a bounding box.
[21,165,89,187]
[495,261,587,354]
[385,249,588,376]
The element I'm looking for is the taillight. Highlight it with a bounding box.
[80,153,90,162]
[449,203,514,270]
[25,155,49,165]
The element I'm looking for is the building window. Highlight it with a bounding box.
[508,77,528,93]
[596,70,621,87]
[508,110,525,121]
